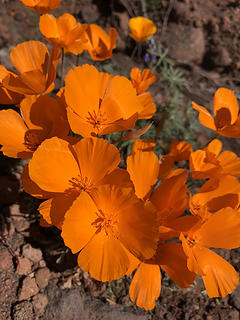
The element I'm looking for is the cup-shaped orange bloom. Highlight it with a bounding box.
[190,139,240,179]
[61,184,159,282]
[193,88,240,138]
[0,95,69,159]
[130,68,156,95]
[2,41,61,95]
[20,0,62,14]
[39,13,87,55]
[22,136,134,229]
[190,175,240,215]
[130,68,157,119]
[180,207,240,297]
[158,140,193,179]
[84,24,117,61]
[64,64,144,137]
[127,243,195,310]
[129,17,157,42]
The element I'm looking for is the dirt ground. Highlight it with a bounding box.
[1,0,240,319]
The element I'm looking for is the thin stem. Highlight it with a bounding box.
[76,54,79,66]
[130,44,138,59]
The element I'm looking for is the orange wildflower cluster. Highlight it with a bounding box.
[1,2,240,312]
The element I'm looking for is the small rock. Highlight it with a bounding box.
[167,24,205,64]
[0,249,13,271]
[18,277,39,301]
[32,293,48,316]
[13,301,34,320]
[81,4,100,23]
[22,243,42,263]
[230,284,240,310]
[12,217,30,232]
[229,310,240,320]
[16,257,32,276]
[35,267,51,290]
[9,203,21,216]
[39,260,46,268]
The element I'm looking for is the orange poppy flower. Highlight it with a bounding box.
[190,139,240,179]
[39,13,87,55]
[0,95,69,159]
[130,68,157,119]
[193,88,240,138]
[127,243,195,310]
[158,140,193,179]
[22,136,134,229]
[130,68,157,95]
[64,64,144,137]
[129,17,157,43]
[61,184,158,282]
[2,41,61,95]
[180,207,240,297]
[20,0,62,14]
[190,175,240,215]
[84,24,118,61]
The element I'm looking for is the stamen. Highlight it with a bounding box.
[91,209,119,237]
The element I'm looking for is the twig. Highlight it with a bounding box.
[160,0,175,41]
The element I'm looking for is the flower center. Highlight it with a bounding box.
[187,237,196,247]
[68,174,93,194]
[92,209,119,238]
[86,108,107,134]
[24,130,42,152]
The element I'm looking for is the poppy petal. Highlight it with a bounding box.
[129,263,161,310]
[192,101,216,131]
[194,246,239,297]
[213,88,239,125]
[61,191,98,254]
[77,231,129,282]
[28,137,79,193]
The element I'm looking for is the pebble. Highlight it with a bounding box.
[16,257,32,276]
[22,244,42,263]
[18,277,39,301]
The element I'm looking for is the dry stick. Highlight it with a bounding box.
[160,0,175,41]
[130,44,138,59]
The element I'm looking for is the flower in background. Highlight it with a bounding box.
[193,88,240,138]
[84,24,118,61]
[39,13,88,55]
[1,41,61,95]
[19,0,62,14]
[190,139,240,179]
[129,17,157,43]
